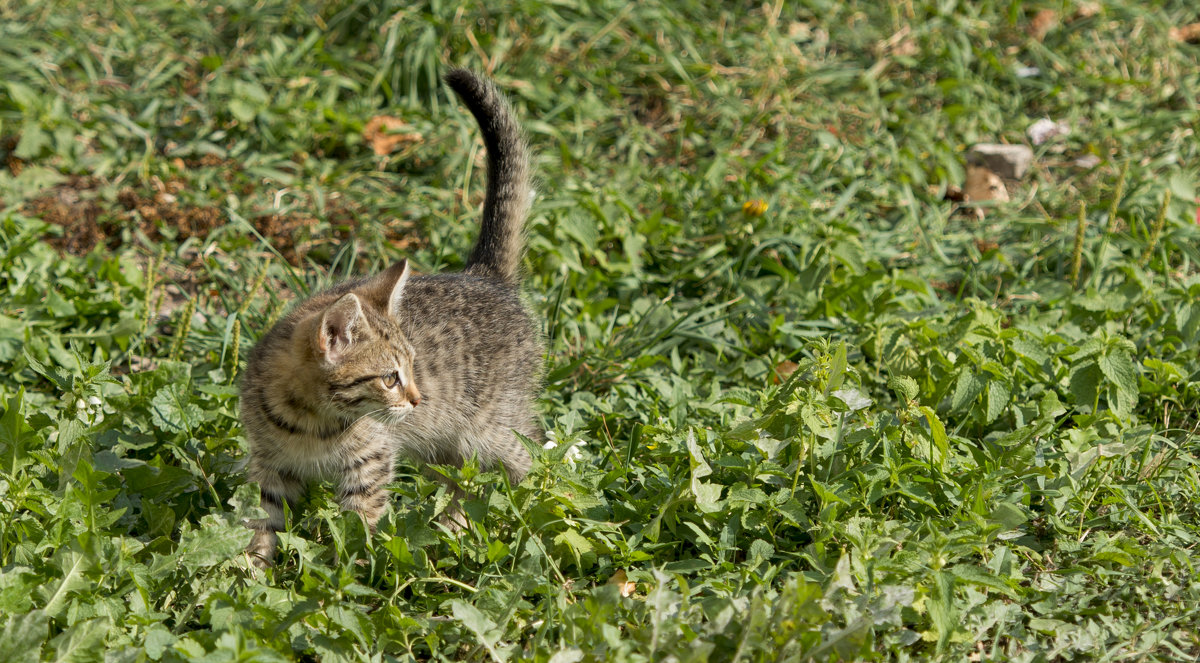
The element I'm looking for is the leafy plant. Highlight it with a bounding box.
[1,0,1199,660]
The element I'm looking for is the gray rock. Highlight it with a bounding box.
[967,143,1034,179]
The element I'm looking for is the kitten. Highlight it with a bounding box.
[240,68,542,567]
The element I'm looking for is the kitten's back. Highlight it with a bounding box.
[385,272,542,479]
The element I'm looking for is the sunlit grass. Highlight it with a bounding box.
[1,0,1199,660]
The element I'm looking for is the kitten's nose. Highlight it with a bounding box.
[407,386,421,407]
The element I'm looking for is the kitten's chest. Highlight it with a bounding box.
[276,419,396,479]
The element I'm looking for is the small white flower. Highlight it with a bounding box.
[543,431,585,467]
[564,442,584,465]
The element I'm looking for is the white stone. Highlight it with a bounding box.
[1027,118,1070,145]
[967,143,1034,179]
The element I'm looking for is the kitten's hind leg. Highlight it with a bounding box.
[337,447,395,531]
[247,466,306,568]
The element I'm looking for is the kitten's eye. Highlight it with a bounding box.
[381,372,401,389]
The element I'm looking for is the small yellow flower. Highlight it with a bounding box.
[742,199,768,216]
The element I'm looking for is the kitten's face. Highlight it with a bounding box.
[322,318,421,422]
[313,260,421,422]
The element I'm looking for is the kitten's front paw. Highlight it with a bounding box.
[437,506,469,533]
[246,530,278,568]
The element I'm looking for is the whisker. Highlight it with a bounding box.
[348,406,390,429]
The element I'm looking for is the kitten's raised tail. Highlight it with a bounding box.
[444,68,532,285]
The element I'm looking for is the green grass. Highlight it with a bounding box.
[2,0,1200,660]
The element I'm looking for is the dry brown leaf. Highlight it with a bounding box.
[607,570,636,597]
[773,360,799,384]
[1070,2,1100,21]
[975,238,999,254]
[892,38,918,57]
[788,21,811,39]
[877,26,918,57]
[1029,9,1058,42]
[363,116,422,156]
[1169,22,1200,44]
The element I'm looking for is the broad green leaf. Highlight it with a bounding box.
[1098,347,1138,418]
[826,340,848,394]
[918,406,948,462]
[985,380,1011,424]
[47,617,107,663]
[1012,338,1049,364]
[547,650,584,663]
[888,375,918,402]
[45,290,77,317]
[926,572,959,653]
[692,482,725,513]
[0,566,39,613]
[149,384,203,434]
[989,502,1027,531]
[685,429,723,511]
[15,121,48,160]
[831,388,872,412]
[1068,361,1103,411]
[486,539,510,563]
[450,600,505,662]
[38,550,94,620]
[949,565,1018,598]
[0,609,47,663]
[775,498,810,527]
[1038,391,1067,421]
[327,605,372,646]
[747,539,774,565]
[810,479,849,506]
[951,370,985,412]
[800,403,836,440]
[176,515,251,572]
[6,81,39,108]
[0,390,38,476]
[684,429,711,480]
[142,626,175,660]
[553,528,594,568]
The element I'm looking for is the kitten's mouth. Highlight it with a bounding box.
[380,404,414,421]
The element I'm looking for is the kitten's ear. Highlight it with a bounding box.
[381,259,411,318]
[318,293,364,364]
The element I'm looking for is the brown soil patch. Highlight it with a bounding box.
[116,185,224,241]
[21,176,368,264]
[24,177,114,255]
[1,135,20,176]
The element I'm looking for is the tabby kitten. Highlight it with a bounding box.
[241,68,542,567]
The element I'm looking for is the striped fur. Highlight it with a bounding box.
[445,68,532,284]
[241,70,541,567]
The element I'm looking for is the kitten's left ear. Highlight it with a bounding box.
[381,259,411,318]
[318,293,365,364]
